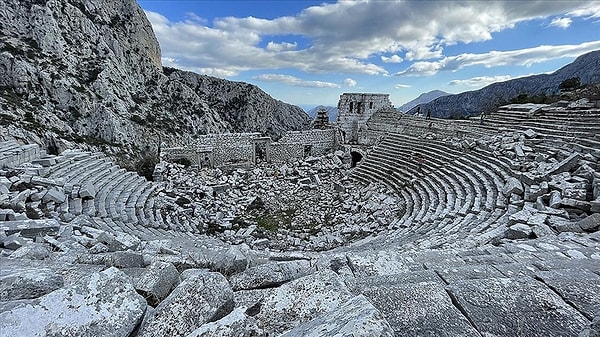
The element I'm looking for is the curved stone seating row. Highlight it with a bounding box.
[483,106,600,151]
[35,151,202,237]
[352,132,515,248]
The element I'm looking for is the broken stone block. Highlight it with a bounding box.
[78,182,96,199]
[42,187,66,203]
[560,198,591,212]
[0,208,16,221]
[279,295,394,337]
[577,213,600,232]
[2,233,28,250]
[135,261,180,307]
[508,209,531,225]
[503,177,524,197]
[0,268,64,301]
[546,153,582,176]
[0,268,146,337]
[230,259,316,291]
[137,272,233,337]
[0,219,60,238]
[97,231,141,252]
[549,190,562,209]
[506,223,532,239]
[9,243,51,260]
[523,129,538,139]
[108,251,145,268]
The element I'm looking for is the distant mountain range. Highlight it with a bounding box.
[306,105,339,122]
[409,50,600,118]
[397,90,450,112]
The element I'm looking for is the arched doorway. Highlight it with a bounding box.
[350,151,363,167]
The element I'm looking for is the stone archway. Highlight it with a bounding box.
[350,151,363,167]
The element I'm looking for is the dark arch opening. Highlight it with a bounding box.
[350,151,363,168]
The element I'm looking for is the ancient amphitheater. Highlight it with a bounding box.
[1,96,599,336]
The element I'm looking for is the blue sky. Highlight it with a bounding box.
[138,0,600,111]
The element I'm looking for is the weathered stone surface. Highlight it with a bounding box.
[97,231,141,252]
[137,271,234,337]
[135,261,180,307]
[357,280,478,336]
[536,268,600,320]
[0,268,64,301]
[446,277,589,336]
[506,223,533,239]
[503,177,524,196]
[435,264,504,283]
[229,259,316,291]
[546,153,582,176]
[253,269,354,334]
[279,295,394,337]
[185,307,262,337]
[577,213,600,232]
[0,219,60,238]
[0,267,146,337]
[8,243,51,260]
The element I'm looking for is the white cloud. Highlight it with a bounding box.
[144,1,599,78]
[394,84,411,89]
[254,74,341,88]
[343,78,357,87]
[449,75,513,87]
[266,41,298,52]
[381,55,403,63]
[549,17,572,28]
[396,40,600,76]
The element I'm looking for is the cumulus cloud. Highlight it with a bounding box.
[144,1,600,77]
[381,55,403,63]
[449,75,513,87]
[394,84,411,89]
[254,74,341,88]
[344,78,357,87]
[396,40,600,76]
[549,17,572,28]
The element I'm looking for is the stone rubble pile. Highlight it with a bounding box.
[157,152,401,251]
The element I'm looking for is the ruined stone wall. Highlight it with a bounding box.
[268,143,304,163]
[191,133,260,166]
[0,143,42,168]
[337,93,392,144]
[279,129,339,156]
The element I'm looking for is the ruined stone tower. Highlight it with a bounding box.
[337,93,392,143]
[313,108,330,129]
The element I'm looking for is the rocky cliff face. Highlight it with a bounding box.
[410,51,600,118]
[0,0,310,161]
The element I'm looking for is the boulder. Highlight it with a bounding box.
[576,213,600,232]
[0,267,146,337]
[0,268,64,301]
[229,259,316,291]
[137,271,234,337]
[185,307,262,337]
[503,177,523,197]
[9,242,51,260]
[135,261,180,307]
[252,269,354,334]
[506,223,533,239]
[279,295,394,337]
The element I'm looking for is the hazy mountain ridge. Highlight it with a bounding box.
[410,51,600,118]
[397,90,450,112]
[0,0,310,160]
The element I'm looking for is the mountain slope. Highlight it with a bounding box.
[306,105,338,122]
[397,90,449,112]
[0,0,310,160]
[409,51,600,118]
